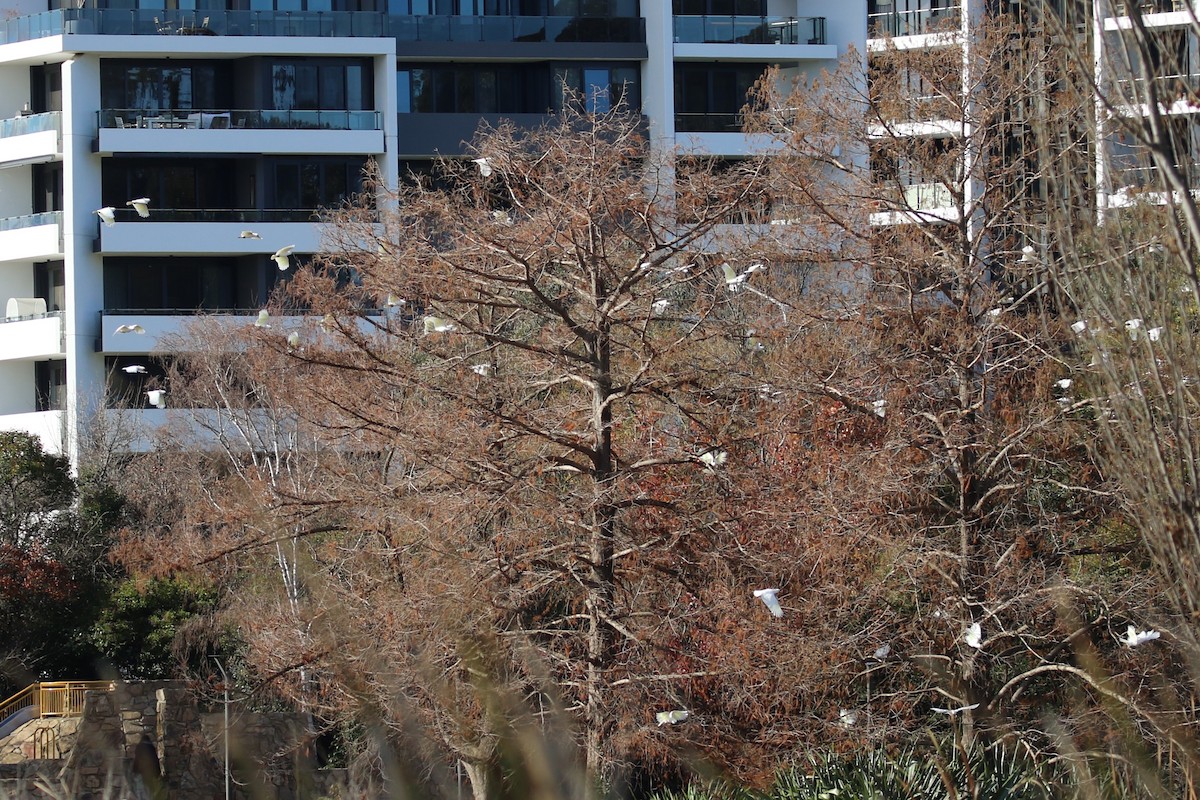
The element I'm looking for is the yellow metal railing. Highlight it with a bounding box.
[0,681,111,725]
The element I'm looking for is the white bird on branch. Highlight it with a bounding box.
[1125,318,1143,339]
[753,588,783,618]
[872,399,888,418]
[122,365,147,375]
[471,157,493,177]
[1071,320,1087,335]
[651,299,672,315]
[931,703,979,716]
[839,709,858,728]
[255,309,271,328]
[1148,326,1163,342]
[273,244,296,271]
[127,197,151,218]
[287,331,300,349]
[1055,378,1073,390]
[1122,625,1161,647]
[698,449,727,470]
[423,316,457,335]
[146,389,166,409]
[114,323,145,334]
[96,206,117,227]
[386,294,406,308]
[964,622,983,649]
[872,644,891,661]
[471,364,492,377]
[655,710,689,726]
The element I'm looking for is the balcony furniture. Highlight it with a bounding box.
[5,298,45,320]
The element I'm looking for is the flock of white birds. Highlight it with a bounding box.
[105,198,298,411]
[102,175,1168,731]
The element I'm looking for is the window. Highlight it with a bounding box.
[102,158,238,210]
[34,262,65,313]
[35,361,66,413]
[554,64,640,112]
[267,158,367,209]
[104,257,282,312]
[100,60,229,111]
[397,64,552,113]
[673,63,767,132]
[268,59,374,111]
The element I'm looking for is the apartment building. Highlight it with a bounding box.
[0,1,861,467]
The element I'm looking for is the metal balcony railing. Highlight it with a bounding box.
[0,111,60,140]
[98,108,380,131]
[672,15,826,45]
[0,8,645,45]
[0,681,111,729]
[868,6,961,37]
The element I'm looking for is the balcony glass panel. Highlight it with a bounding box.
[0,112,61,140]
[673,15,823,45]
[868,5,961,37]
[98,108,382,130]
[0,212,63,232]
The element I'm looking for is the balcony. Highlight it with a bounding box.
[101,310,265,354]
[868,6,961,38]
[672,15,832,62]
[99,108,379,131]
[0,8,644,49]
[0,310,64,361]
[0,111,60,167]
[0,212,63,262]
[96,108,384,155]
[673,15,824,45]
[96,214,329,254]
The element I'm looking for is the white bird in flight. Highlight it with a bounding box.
[127,197,151,218]
[471,364,492,377]
[1148,326,1163,342]
[721,262,762,292]
[651,299,672,315]
[273,245,296,271]
[239,230,262,239]
[96,207,117,227]
[122,365,147,374]
[423,316,457,335]
[656,709,689,726]
[114,323,145,334]
[472,157,493,177]
[1122,625,1161,647]
[699,449,727,470]
[1125,318,1143,339]
[964,622,983,649]
[255,309,271,328]
[146,389,166,409]
[753,588,783,618]
[931,703,979,716]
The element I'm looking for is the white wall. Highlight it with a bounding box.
[0,64,29,119]
[0,361,35,413]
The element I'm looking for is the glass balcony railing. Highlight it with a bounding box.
[389,14,644,43]
[0,111,60,140]
[0,8,645,45]
[0,211,62,232]
[868,6,961,37]
[674,111,743,133]
[672,15,826,46]
[98,108,381,131]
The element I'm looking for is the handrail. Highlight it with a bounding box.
[0,681,111,726]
